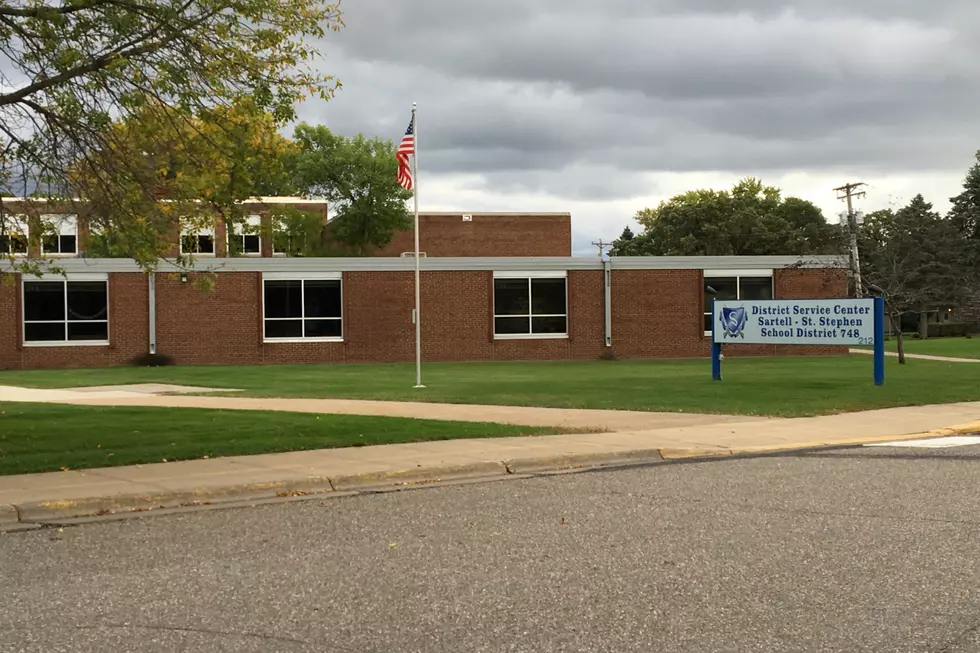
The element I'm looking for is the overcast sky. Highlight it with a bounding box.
[300,0,980,255]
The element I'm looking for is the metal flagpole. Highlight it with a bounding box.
[412,103,424,388]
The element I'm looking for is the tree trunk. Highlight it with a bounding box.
[919,312,929,340]
[891,315,906,364]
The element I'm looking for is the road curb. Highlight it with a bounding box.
[330,461,508,492]
[656,424,980,460]
[0,504,18,525]
[16,477,336,522]
[6,423,979,525]
[504,449,665,474]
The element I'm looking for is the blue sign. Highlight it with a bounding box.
[711,297,886,386]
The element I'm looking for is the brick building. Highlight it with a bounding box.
[0,198,847,370]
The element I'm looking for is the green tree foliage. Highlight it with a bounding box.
[78,100,300,267]
[612,178,844,257]
[859,195,973,362]
[0,0,343,269]
[286,124,412,256]
[949,150,980,272]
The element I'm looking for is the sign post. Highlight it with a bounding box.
[711,297,885,386]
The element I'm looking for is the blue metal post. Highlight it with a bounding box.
[711,299,722,381]
[873,295,885,386]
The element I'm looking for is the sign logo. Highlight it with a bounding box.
[720,306,747,339]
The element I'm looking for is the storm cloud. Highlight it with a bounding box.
[300,0,980,250]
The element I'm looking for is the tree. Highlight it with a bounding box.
[859,195,972,363]
[77,99,301,267]
[612,178,844,257]
[286,124,412,256]
[0,0,343,269]
[949,151,980,253]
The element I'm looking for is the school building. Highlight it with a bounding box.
[0,198,847,370]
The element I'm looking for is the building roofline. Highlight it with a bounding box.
[1,255,847,275]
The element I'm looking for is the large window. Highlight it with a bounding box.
[493,272,568,338]
[1,215,28,255]
[263,275,343,341]
[228,214,262,256]
[703,270,773,334]
[40,214,78,256]
[22,276,109,345]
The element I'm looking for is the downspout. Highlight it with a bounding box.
[148,272,157,355]
[604,259,612,348]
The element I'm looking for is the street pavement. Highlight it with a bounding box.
[3,440,980,652]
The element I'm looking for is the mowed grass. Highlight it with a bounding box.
[877,337,980,359]
[3,355,980,417]
[0,403,568,476]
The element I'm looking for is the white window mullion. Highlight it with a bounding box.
[62,280,69,341]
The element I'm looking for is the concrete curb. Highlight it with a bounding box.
[16,477,336,522]
[330,462,508,492]
[658,422,980,460]
[0,504,18,525]
[504,449,664,474]
[6,423,980,525]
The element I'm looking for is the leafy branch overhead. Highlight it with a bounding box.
[0,0,343,267]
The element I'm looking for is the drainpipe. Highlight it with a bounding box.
[604,259,612,347]
[148,272,157,355]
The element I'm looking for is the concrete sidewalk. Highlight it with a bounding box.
[2,401,979,526]
[849,348,980,363]
[0,384,761,432]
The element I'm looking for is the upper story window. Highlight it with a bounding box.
[180,221,215,256]
[40,214,78,256]
[492,271,568,339]
[703,270,773,334]
[228,214,262,256]
[0,215,28,256]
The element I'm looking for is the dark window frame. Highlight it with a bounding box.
[492,274,569,339]
[22,278,110,346]
[262,277,344,342]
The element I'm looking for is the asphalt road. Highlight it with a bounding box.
[3,442,980,653]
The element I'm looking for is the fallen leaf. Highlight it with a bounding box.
[389,542,397,548]
[559,518,569,525]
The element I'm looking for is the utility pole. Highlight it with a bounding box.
[834,182,866,297]
[591,238,612,258]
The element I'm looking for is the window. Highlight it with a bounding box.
[0,215,28,255]
[22,276,109,345]
[493,272,568,338]
[703,270,773,334]
[229,214,262,256]
[180,223,215,255]
[263,274,342,341]
[40,214,78,256]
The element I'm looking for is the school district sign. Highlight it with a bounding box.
[712,298,876,346]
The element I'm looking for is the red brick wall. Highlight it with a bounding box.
[376,214,572,257]
[0,267,850,369]
[0,276,21,370]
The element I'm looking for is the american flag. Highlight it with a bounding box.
[396,116,415,191]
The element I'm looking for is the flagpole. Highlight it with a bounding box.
[412,102,424,388]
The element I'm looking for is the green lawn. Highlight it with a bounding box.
[0,404,567,476]
[2,355,979,417]
[875,337,980,359]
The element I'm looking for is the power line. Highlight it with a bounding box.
[834,182,866,298]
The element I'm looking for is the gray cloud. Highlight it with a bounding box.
[299,0,980,208]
